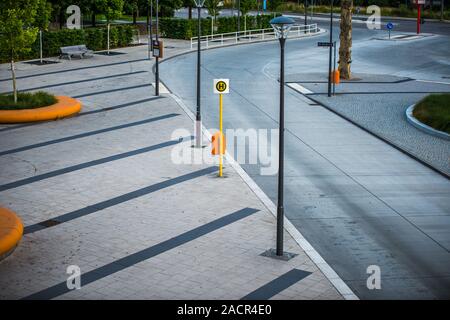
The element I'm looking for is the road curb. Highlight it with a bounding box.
[0,207,23,261]
[0,96,82,124]
[406,104,450,140]
[168,91,359,301]
[303,95,450,179]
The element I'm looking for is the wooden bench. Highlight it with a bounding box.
[60,45,94,60]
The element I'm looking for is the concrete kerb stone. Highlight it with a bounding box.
[406,104,450,141]
[0,96,82,124]
[168,92,359,301]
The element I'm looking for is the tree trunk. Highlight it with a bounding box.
[92,11,96,27]
[59,8,64,29]
[188,6,192,19]
[11,60,17,103]
[339,0,353,79]
[133,10,137,24]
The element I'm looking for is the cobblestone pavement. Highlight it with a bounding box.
[0,42,348,300]
[285,73,450,176]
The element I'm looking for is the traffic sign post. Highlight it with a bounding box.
[386,22,393,39]
[213,79,229,177]
[333,41,337,96]
[415,0,425,34]
[317,41,336,96]
[152,40,163,58]
[317,41,333,47]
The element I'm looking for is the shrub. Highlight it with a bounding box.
[159,14,277,40]
[413,94,450,134]
[0,25,136,63]
[0,91,57,110]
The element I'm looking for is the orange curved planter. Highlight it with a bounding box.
[0,96,82,124]
[0,207,23,259]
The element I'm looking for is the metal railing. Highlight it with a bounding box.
[190,24,319,50]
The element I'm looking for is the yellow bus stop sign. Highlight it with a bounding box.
[214,79,230,94]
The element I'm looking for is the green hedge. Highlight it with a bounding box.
[1,25,135,63]
[159,14,278,40]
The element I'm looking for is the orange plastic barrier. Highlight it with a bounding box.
[211,132,226,155]
[331,70,340,84]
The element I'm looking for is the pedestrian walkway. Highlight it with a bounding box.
[0,41,351,299]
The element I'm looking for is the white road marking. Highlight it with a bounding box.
[416,79,450,85]
[169,91,359,301]
[152,82,171,94]
[287,83,314,95]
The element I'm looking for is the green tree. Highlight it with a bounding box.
[240,0,256,31]
[267,0,282,14]
[183,0,195,19]
[101,0,124,22]
[205,0,221,34]
[0,0,41,102]
[35,0,53,30]
[98,0,124,54]
[124,0,140,24]
[159,0,183,17]
[34,0,52,63]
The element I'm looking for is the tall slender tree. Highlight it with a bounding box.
[183,0,195,19]
[240,0,256,31]
[159,0,183,17]
[267,0,281,15]
[0,0,42,102]
[339,0,353,79]
[205,0,221,34]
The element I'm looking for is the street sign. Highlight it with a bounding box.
[317,42,333,47]
[415,0,425,4]
[386,22,394,30]
[214,79,230,94]
[152,40,163,58]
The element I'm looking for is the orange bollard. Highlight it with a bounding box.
[211,132,226,156]
[331,70,340,84]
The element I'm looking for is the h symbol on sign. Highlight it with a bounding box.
[217,82,226,91]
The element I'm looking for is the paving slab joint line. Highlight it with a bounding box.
[169,92,359,301]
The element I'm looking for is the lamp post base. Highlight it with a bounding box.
[261,248,298,261]
[193,120,204,148]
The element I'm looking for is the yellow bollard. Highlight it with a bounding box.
[219,93,223,177]
[213,79,229,177]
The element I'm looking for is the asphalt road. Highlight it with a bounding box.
[160,22,450,299]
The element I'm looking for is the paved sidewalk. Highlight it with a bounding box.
[0,42,348,299]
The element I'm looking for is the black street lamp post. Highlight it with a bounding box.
[148,0,153,60]
[270,16,295,257]
[155,0,160,96]
[304,0,308,29]
[237,0,241,39]
[328,0,334,97]
[194,0,205,148]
